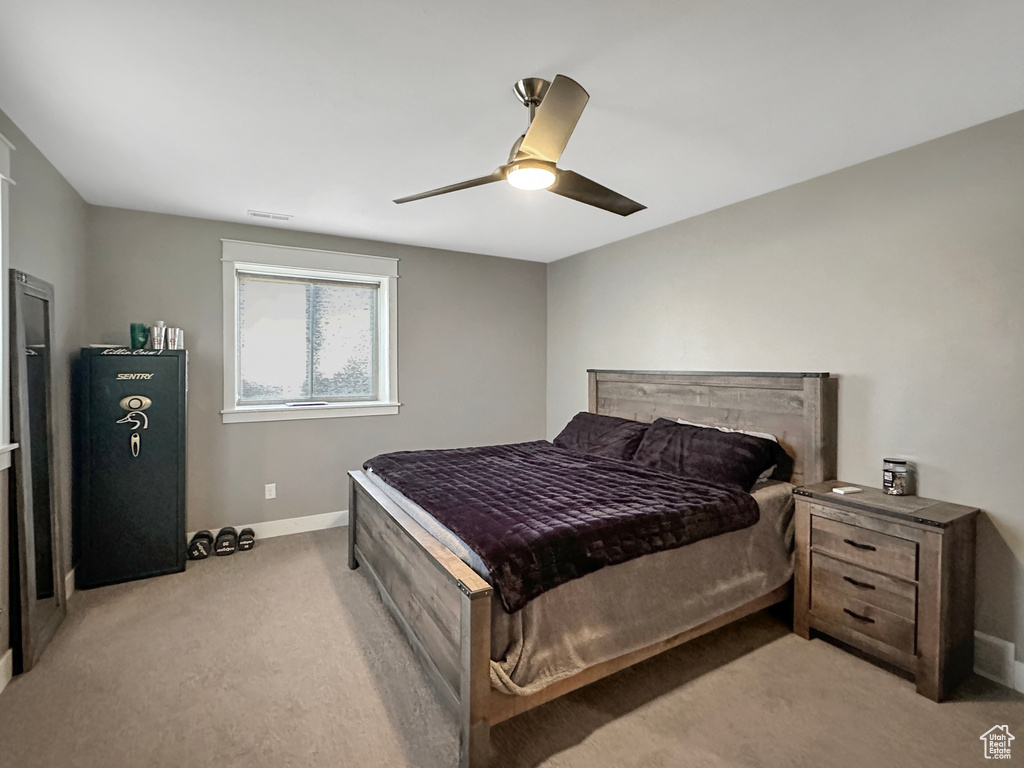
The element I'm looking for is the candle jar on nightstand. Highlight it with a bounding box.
[882,458,915,496]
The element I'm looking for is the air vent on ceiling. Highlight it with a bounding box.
[246,209,293,222]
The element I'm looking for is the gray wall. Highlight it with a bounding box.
[548,111,1024,655]
[0,107,91,650]
[87,207,547,533]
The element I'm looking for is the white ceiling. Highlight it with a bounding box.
[1,1,1022,263]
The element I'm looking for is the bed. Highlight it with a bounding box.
[347,370,838,767]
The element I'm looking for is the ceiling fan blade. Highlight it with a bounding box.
[516,75,589,164]
[550,170,646,216]
[394,170,504,204]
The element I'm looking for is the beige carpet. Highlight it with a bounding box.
[0,527,1019,767]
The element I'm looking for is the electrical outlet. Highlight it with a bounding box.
[265,483,276,500]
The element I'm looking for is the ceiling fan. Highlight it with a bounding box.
[394,75,646,216]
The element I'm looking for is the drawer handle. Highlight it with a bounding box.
[843,576,876,590]
[843,538,877,552]
[843,608,876,624]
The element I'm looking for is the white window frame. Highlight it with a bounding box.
[221,239,399,424]
[0,131,18,468]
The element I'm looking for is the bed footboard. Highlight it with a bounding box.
[348,470,493,768]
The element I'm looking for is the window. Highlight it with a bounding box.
[237,271,379,404]
[222,240,398,423]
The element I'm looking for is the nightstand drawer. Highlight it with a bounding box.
[811,516,917,580]
[811,586,916,654]
[811,553,917,621]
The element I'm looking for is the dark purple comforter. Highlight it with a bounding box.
[363,441,760,613]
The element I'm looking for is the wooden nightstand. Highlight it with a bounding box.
[793,481,978,701]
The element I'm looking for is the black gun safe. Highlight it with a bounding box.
[76,348,187,588]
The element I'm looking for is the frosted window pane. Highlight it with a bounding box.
[238,275,310,402]
[311,283,377,400]
[236,271,379,405]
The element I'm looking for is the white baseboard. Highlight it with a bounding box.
[0,648,12,696]
[64,567,76,600]
[974,631,1024,692]
[188,509,348,544]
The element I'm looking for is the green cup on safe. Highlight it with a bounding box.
[129,322,150,350]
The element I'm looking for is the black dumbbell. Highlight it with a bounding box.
[237,528,256,551]
[214,526,238,556]
[188,530,214,560]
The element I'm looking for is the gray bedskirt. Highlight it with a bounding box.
[364,472,794,695]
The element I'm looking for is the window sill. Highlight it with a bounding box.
[221,402,400,424]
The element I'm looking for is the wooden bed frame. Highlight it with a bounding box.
[348,370,837,767]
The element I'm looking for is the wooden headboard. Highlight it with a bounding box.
[588,370,838,486]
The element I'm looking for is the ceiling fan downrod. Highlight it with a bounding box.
[513,77,550,123]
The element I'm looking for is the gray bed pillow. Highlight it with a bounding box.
[552,412,649,461]
[631,418,785,490]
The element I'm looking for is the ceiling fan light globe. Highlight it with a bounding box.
[506,163,557,191]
